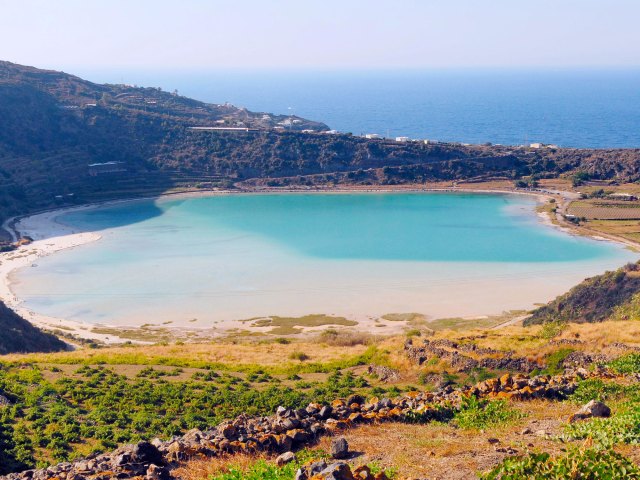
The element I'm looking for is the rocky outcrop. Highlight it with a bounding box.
[366,365,400,383]
[0,367,617,480]
[404,339,541,373]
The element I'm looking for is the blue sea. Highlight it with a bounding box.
[12,193,637,326]
[78,68,640,148]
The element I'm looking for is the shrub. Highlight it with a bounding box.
[540,321,566,339]
[570,378,627,404]
[482,448,640,479]
[608,353,640,374]
[563,403,640,447]
[289,351,310,361]
[453,396,523,430]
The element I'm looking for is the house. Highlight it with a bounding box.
[529,143,543,149]
[88,162,127,176]
[325,130,339,135]
[609,193,638,201]
[396,136,410,142]
[365,133,381,139]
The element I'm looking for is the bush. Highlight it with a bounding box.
[540,321,566,339]
[608,353,640,374]
[563,403,640,447]
[453,396,523,430]
[288,351,309,362]
[482,448,640,479]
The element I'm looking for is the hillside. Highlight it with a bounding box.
[0,300,66,354]
[526,261,640,325]
[2,61,640,236]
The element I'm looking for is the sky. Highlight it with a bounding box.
[0,0,639,71]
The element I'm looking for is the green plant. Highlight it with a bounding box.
[453,396,523,430]
[608,353,640,374]
[562,403,640,447]
[481,448,640,479]
[541,348,574,375]
[570,378,627,404]
[540,321,566,339]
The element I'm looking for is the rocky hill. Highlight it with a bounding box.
[0,300,66,354]
[2,61,640,236]
[526,261,640,325]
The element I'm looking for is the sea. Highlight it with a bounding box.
[76,68,640,148]
[11,193,638,326]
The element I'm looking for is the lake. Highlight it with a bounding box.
[11,193,638,327]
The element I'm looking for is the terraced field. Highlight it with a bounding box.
[568,201,640,220]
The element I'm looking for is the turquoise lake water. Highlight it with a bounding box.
[12,193,638,326]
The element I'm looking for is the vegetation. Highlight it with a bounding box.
[482,448,640,480]
[0,363,372,472]
[526,262,640,325]
[453,396,523,430]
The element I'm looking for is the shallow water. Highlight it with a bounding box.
[11,193,638,326]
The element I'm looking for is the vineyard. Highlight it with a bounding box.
[567,201,640,220]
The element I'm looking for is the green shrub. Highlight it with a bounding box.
[608,353,640,374]
[454,396,523,430]
[540,321,566,339]
[563,403,640,447]
[542,348,574,375]
[570,378,627,404]
[481,448,640,479]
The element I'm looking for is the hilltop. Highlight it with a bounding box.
[2,61,640,238]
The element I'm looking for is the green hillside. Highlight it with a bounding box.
[526,262,640,325]
[2,60,640,232]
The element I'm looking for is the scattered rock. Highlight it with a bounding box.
[569,400,611,423]
[330,437,350,459]
[487,438,500,445]
[276,451,296,467]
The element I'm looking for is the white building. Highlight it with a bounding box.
[529,143,543,149]
[365,133,381,139]
[325,130,339,135]
[396,136,410,142]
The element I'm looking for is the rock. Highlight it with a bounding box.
[520,427,532,435]
[276,451,296,467]
[145,464,172,480]
[0,394,11,406]
[569,400,611,423]
[487,438,500,444]
[319,462,354,480]
[330,437,349,459]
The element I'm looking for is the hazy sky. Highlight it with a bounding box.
[1,0,639,70]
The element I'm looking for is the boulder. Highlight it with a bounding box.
[330,437,349,459]
[569,400,611,423]
[276,451,296,467]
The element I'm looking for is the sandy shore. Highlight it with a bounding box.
[0,208,116,343]
[0,186,631,344]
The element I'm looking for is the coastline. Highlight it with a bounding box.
[0,185,635,344]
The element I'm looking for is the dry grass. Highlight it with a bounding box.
[173,452,268,480]
[3,339,372,367]
[312,400,577,479]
